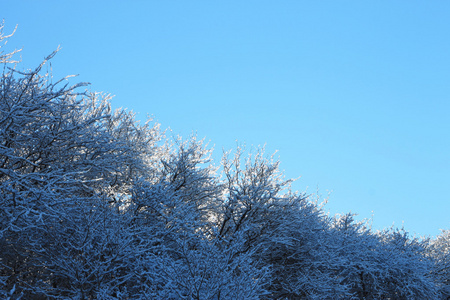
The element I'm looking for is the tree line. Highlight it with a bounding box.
[0,23,449,299]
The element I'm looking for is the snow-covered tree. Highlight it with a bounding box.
[0,29,161,297]
[126,141,270,299]
[330,214,438,299]
[0,23,446,299]
[214,148,345,298]
[430,230,450,299]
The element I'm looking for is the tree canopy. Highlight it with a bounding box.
[0,23,448,299]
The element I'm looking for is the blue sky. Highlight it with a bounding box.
[3,1,449,237]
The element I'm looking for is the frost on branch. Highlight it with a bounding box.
[0,21,21,64]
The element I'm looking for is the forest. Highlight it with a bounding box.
[0,24,449,299]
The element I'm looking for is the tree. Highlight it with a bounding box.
[0,30,162,297]
[0,23,446,299]
[330,214,438,299]
[127,141,269,299]
[215,148,347,299]
[429,230,450,299]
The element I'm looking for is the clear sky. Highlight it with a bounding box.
[2,1,449,237]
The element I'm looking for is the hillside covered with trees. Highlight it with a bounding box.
[0,24,449,299]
